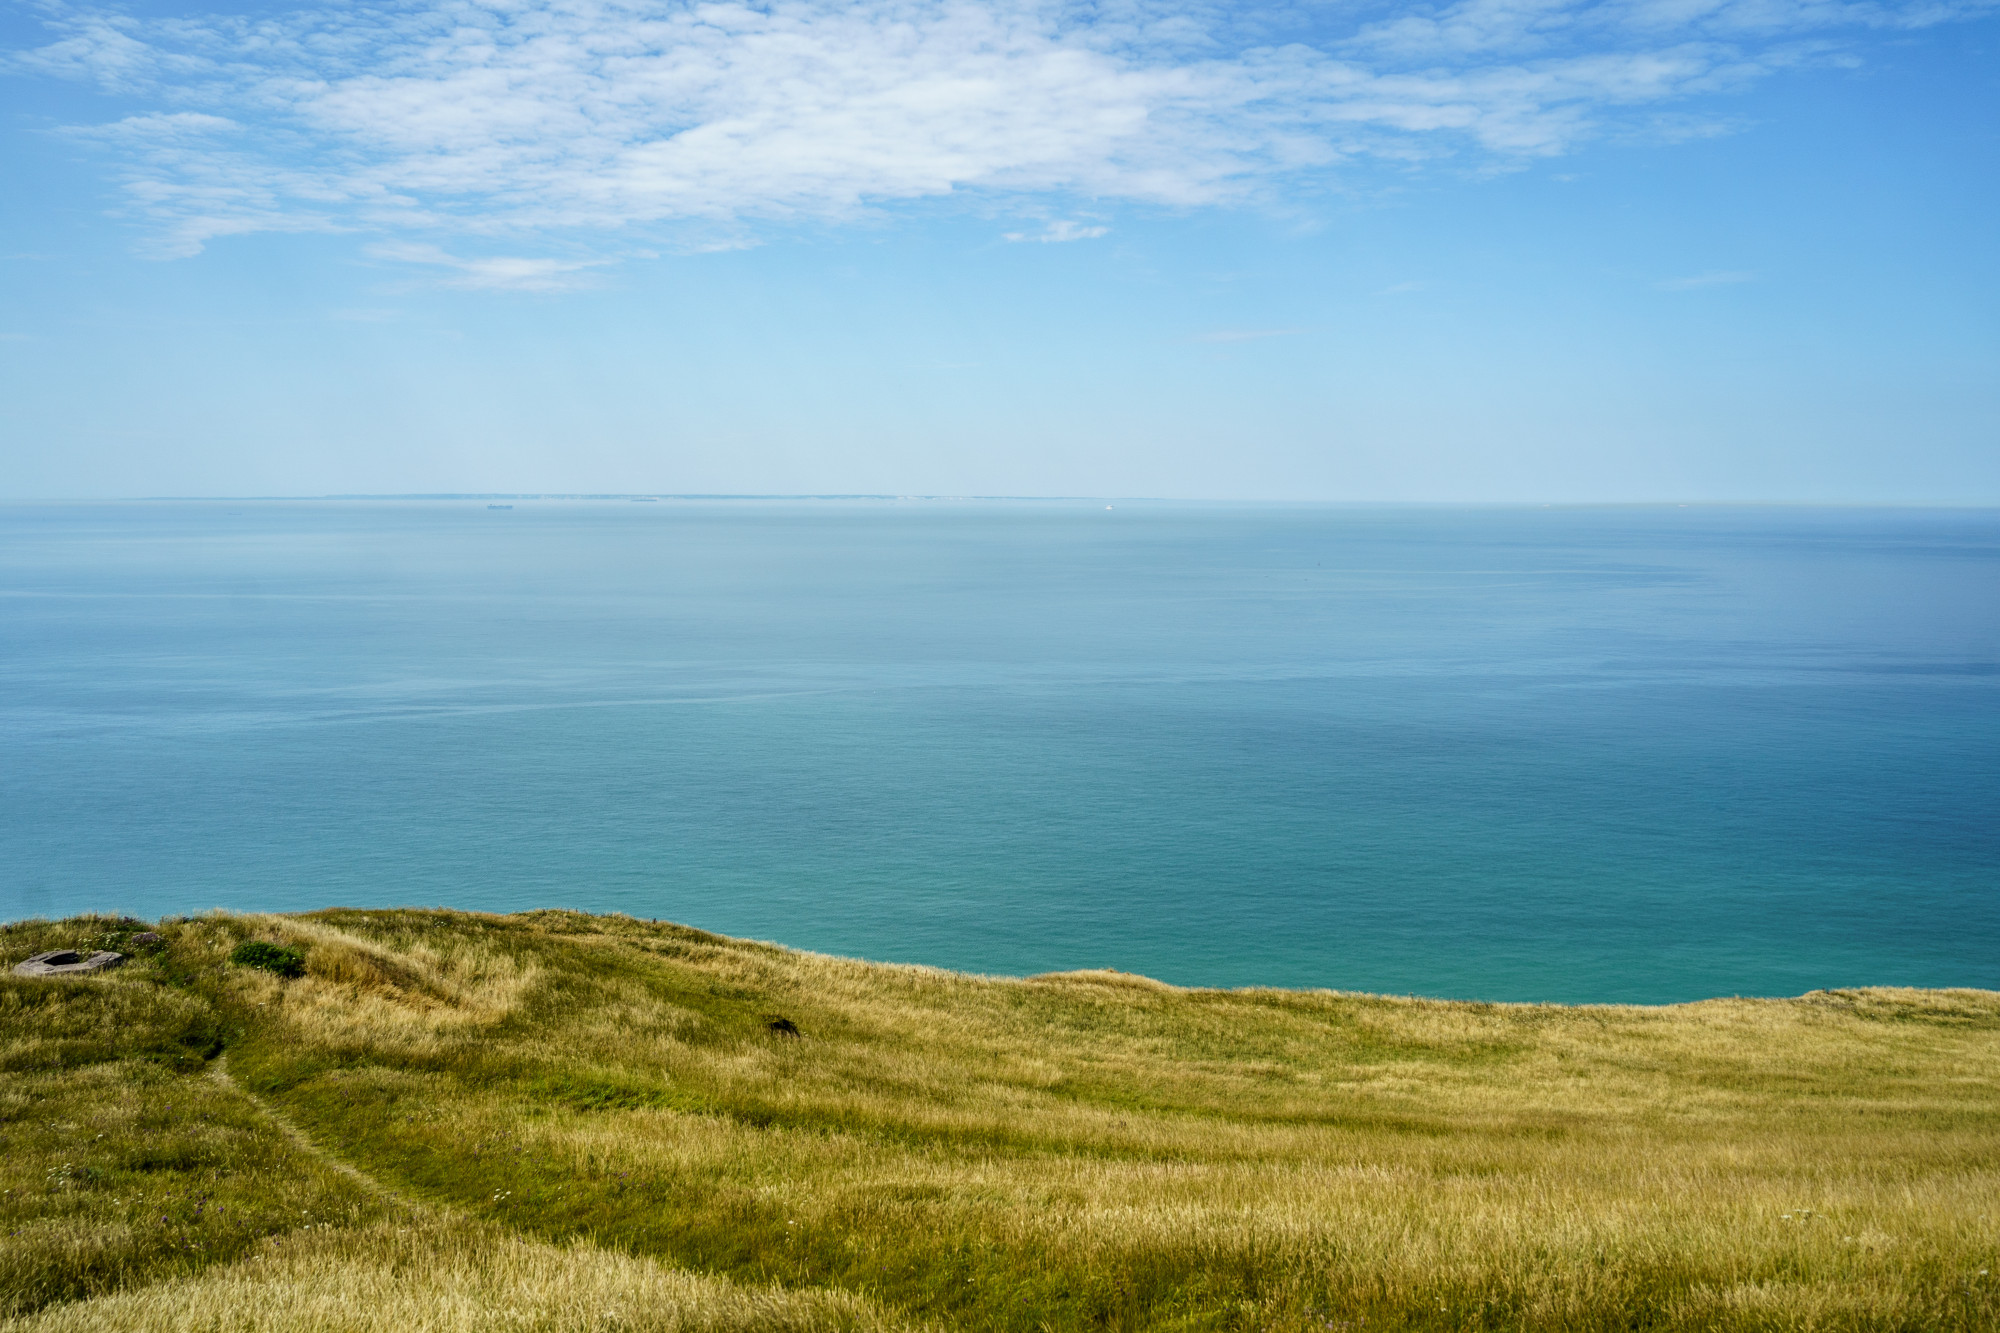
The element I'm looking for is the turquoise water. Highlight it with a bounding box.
[4,499,1996,1003]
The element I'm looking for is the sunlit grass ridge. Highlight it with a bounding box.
[3,909,1997,1330]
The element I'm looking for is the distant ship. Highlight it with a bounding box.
[487,504,513,510]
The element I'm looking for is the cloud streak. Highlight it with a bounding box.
[1004,220,1111,242]
[364,241,616,291]
[10,0,1994,266]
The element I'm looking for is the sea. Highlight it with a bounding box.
[4,499,1996,1004]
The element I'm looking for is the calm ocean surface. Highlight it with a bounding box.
[4,500,1996,1003]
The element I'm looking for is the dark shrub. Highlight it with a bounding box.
[230,941,306,978]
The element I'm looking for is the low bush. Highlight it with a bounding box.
[230,940,306,978]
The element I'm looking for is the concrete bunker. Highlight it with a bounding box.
[13,950,127,978]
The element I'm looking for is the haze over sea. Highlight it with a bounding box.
[4,499,1996,1003]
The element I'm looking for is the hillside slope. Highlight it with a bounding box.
[3,910,1997,1331]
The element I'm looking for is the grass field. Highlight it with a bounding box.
[2,910,1996,1331]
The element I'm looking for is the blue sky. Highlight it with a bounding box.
[2,0,1996,499]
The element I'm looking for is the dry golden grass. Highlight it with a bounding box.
[1,1220,911,1333]
[234,915,540,1052]
[4,909,1998,1330]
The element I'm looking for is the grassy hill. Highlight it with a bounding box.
[2,909,1996,1331]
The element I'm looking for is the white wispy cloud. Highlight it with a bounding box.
[1657,269,1757,289]
[9,0,1993,272]
[365,241,614,291]
[1004,220,1111,242]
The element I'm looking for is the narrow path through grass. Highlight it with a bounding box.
[3,916,918,1333]
[204,1053,425,1219]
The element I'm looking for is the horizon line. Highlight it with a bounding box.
[5,494,1999,510]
